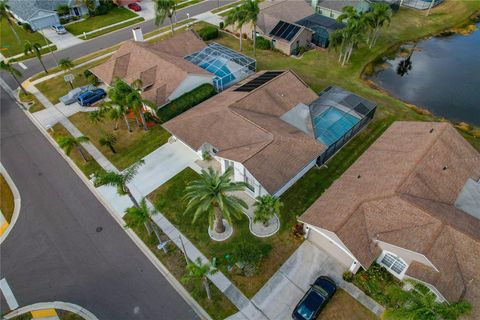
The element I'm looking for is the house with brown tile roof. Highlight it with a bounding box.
[299,121,480,317]
[163,70,376,197]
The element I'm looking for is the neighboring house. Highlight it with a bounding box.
[90,30,256,107]
[296,14,345,48]
[7,0,94,31]
[311,0,370,19]
[399,0,443,10]
[300,121,480,318]
[163,70,376,197]
[113,0,140,5]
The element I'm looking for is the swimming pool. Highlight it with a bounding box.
[200,59,236,88]
[313,107,360,146]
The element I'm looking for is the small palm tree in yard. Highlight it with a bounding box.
[127,90,149,131]
[253,195,282,227]
[383,281,471,320]
[241,0,260,56]
[154,0,176,35]
[0,0,19,41]
[182,257,218,300]
[99,133,117,154]
[59,57,75,72]
[184,167,248,234]
[24,41,48,73]
[57,135,90,163]
[93,160,144,208]
[0,60,27,95]
[124,198,161,240]
[104,79,135,132]
[89,110,104,124]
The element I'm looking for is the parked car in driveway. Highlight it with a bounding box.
[77,88,106,107]
[52,24,67,34]
[60,85,96,105]
[128,3,141,11]
[292,276,336,320]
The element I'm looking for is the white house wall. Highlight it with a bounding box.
[377,241,438,272]
[273,158,317,197]
[168,74,213,101]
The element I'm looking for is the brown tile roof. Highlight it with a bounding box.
[90,30,210,106]
[299,121,480,315]
[163,70,325,194]
[257,0,314,34]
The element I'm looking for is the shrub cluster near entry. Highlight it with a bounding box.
[255,36,272,50]
[198,26,219,41]
[156,84,216,123]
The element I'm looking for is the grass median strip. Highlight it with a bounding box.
[65,7,139,35]
[83,17,145,40]
[211,1,240,14]
[19,90,45,113]
[0,174,14,223]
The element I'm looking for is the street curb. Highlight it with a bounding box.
[3,301,98,320]
[16,90,211,320]
[0,162,21,245]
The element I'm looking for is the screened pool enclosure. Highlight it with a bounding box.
[184,43,257,92]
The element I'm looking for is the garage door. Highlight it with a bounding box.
[29,12,59,31]
[307,228,356,269]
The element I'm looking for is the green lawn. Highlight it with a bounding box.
[35,57,110,104]
[19,90,45,112]
[83,17,144,39]
[0,174,14,223]
[65,7,138,36]
[49,123,105,178]
[124,211,238,320]
[321,289,378,320]
[0,18,51,57]
[68,112,171,170]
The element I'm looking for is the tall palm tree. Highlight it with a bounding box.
[0,0,19,41]
[225,6,248,52]
[124,198,161,240]
[93,160,144,208]
[154,0,176,35]
[336,6,367,65]
[0,60,27,94]
[104,78,134,132]
[383,281,471,320]
[253,195,282,227]
[184,167,248,234]
[99,133,117,154]
[57,135,90,163]
[329,29,345,63]
[127,90,149,131]
[366,3,392,49]
[241,0,259,56]
[182,257,218,300]
[59,57,75,72]
[24,41,48,73]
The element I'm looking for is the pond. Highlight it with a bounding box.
[371,23,480,126]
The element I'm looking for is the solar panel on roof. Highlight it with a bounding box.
[269,21,301,42]
[234,71,284,92]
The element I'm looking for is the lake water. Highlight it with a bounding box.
[371,23,480,126]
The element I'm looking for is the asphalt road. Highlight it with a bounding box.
[0,87,202,318]
[2,0,235,88]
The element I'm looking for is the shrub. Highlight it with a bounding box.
[156,84,215,123]
[255,36,271,50]
[219,21,224,30]
[202,150,212,161]
[86,74,99,86]
[83,69,93,78]
[90,0,116,16]
[343,271,353,282]
[198,26,219,41]
[232,242,264,277]
[60,17,68,24]
[56,4,70,16]
[22,23,32,32]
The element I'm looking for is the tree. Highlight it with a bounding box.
[0,0,19,41]
[56,4,70,16]
[104,78,135,132]
[329,29,345,63]
[57,135,90,163]
[127,88,149,131]
[93,160,144,208]
[184,167,248,234]
[383,281,472,320]
[154,0,176,35]
[253,195,282,227]
[365,3,392,49]
[59,57,75,72]
[336,6,368,65]
[0,60,27,95]
[89,110,104,124]
[225,6,248,51]
[99,133,117,154]
[24,41,48,73]
[182,257,218,300]
[241,0,259,56]
[124,198,161,240]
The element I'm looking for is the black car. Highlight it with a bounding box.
[292,276,337,320]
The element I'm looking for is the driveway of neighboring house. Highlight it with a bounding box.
[41,28,84,50]
[131,0,156,20]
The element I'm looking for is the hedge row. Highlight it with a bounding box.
[198,26,219,41]
[157,83,216,123]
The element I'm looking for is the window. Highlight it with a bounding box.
[224,160,234,171]
[330,11,334,18]
[379,252,407,276]
[245,176,255,192]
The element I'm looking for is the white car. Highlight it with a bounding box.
[52,24,67,35]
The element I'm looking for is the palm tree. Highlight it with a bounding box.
[184,167,248,234]
[99,133,117,154]
[89,110,104,124]
[0,60,27,94]
[253,195,282,227]
[124,198,161,240]
[104,78,134,132]
[383,281,471,320]
[336,6,367,65]
[225,6,248,52]
[0,0,19,41]
[57,135,90,163]
[154,0,176,35]
[329,29,345,63]
[93,160,144,208]
[24,41,48,73]
[182,257,218,300]
[241,0,259,56]
[106,105,122,131]
[366,3,392,49]
[127,89,149,131]
[59,57,75,72]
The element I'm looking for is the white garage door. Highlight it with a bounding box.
[30,13,59,31]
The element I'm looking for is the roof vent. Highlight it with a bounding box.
[357,175,361,179]
[429,128,434,133]
[443,166,448,171]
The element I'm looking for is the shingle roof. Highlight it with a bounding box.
[257,0,314,34]
[163,70,325,194]
[300,121,480,316]
[90,31,210,106]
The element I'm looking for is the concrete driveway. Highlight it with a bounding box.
[41,28,83,50]
[132,0,156,20]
